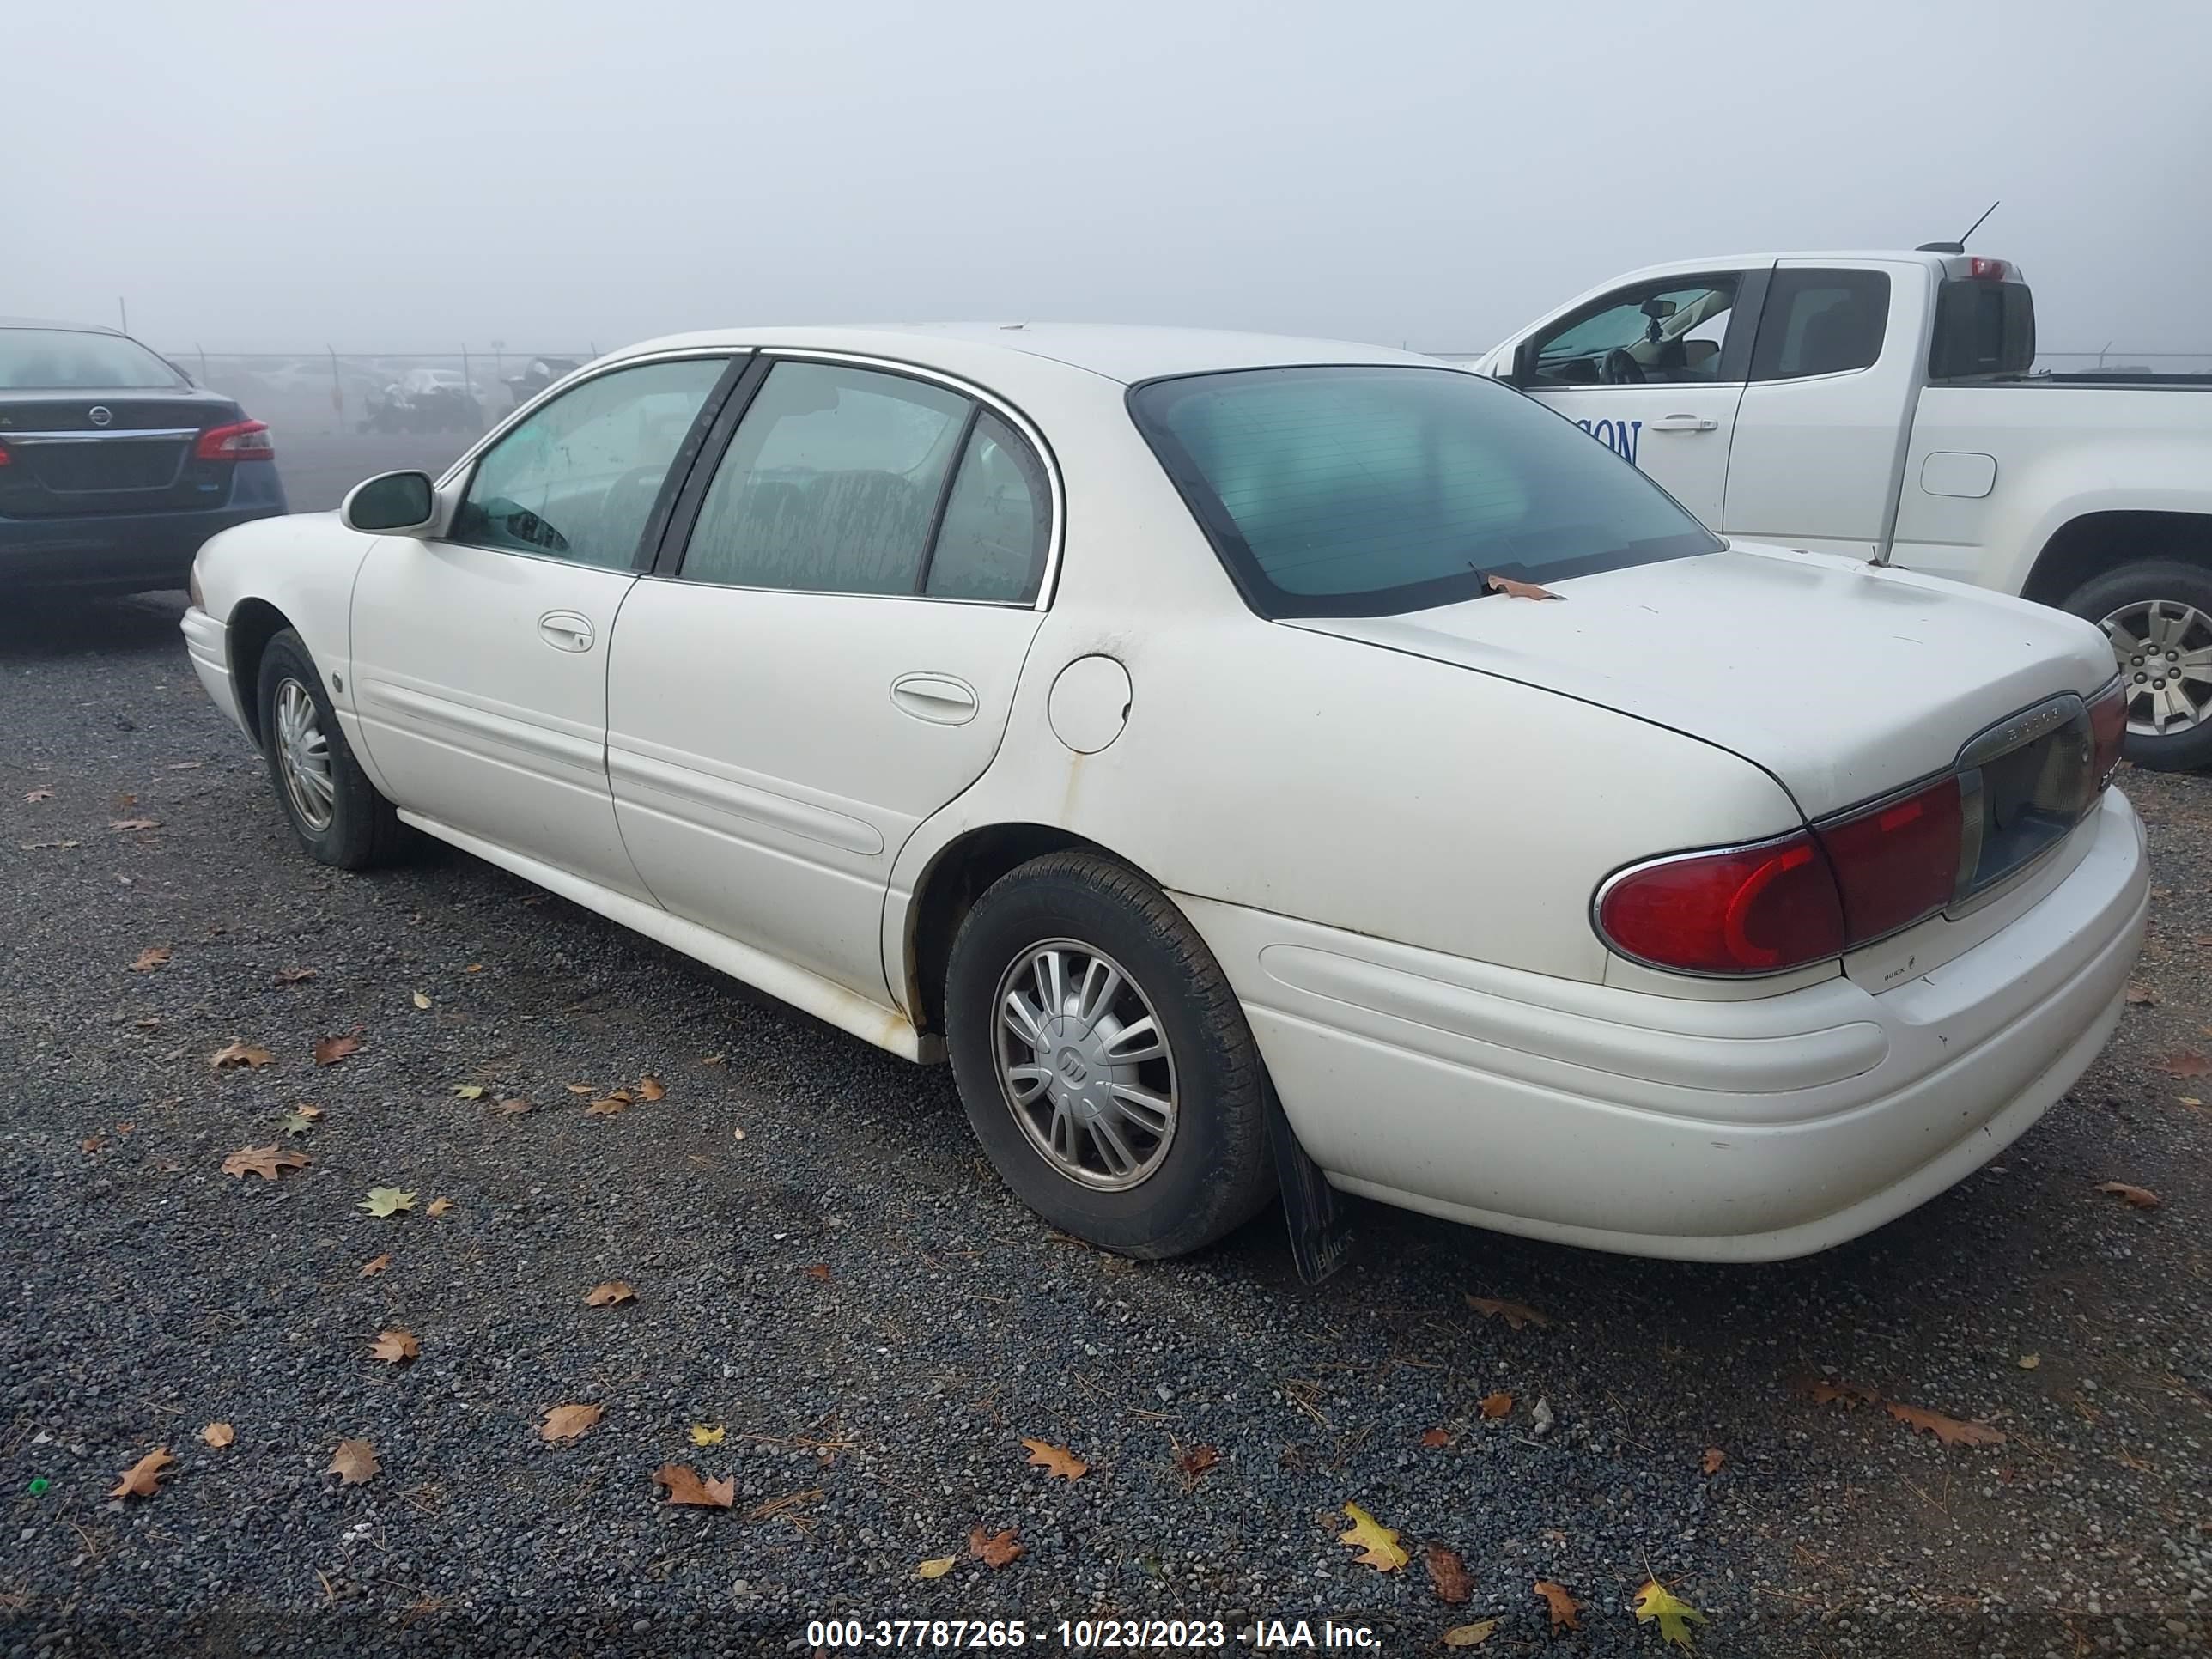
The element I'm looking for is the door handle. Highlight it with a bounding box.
[537,611,595,653]
[1650,414,1719,433]
[890,672,979,726]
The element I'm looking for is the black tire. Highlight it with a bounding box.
[2061,560,2212,772]
[254,628,405,868]
[944,850,1277,1258]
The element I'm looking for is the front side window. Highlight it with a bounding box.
[1750,270,1892,380]
[451,357,726,568]
[0,328,186,390]
[1528,279,1741,386]
[681,362,973,594]
[1132,365,1719,619]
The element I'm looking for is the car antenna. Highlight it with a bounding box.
[1916,200,1999,255]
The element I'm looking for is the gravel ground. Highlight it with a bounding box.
[2,562,2209,1656]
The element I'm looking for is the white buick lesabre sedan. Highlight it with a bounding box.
[182,325,2148,1267]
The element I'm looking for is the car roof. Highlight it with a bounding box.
[609,323,1439,386]
[0,317,129,335]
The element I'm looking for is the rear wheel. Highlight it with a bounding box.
[255,628,404,868]
[944,851,1276,1258]
[2063,561,2212,772]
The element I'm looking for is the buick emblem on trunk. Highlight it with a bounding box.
[88,405,112,428]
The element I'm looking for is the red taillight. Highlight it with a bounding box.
[195,419,275,463]
[1597,832,1846,975]
[1815,775,1963,943]
[0,440,10,467]
[1968,257,2010,281]
[2088,678,2126,784]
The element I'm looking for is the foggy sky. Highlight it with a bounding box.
[11,0,2209,356]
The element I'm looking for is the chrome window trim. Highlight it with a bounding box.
[0,427,200,443]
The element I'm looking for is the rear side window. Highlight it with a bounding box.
[923,411,1051,603]
[0,329,185,390]
[1928,279,2035,379]
[1131,365,1719,619]
[1749,270,1891,380]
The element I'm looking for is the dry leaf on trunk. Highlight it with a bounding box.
[222,1145,309,1181]
[539,1403,603,1443]
[1885,1401,2006,1447]
[313,1034,361,1066]
[968,1526,1024,1567]
[359,1254,392,1277]
[2094,1181,2161,1209]
[1022,1438,1088,1480]
[111,1448,176,1498]
[130,946,171,973]
[1336,1503,1408,1571]
[209,1041,274,1070]
[1534,1579,1582,1632]
[368,1329,419,1364]
[328,1438,379,1485]
[636,1074,666,1101]
[652,1462,734,1507]
[585,1281,635,1307]
[1701,1447,1726,1475]
[1486,574,1561,600]
[1463,1294,1550,1329]
[200,1423,234,1448]
[1425,1545,1473,1604]
[1477,1391,1514,1419]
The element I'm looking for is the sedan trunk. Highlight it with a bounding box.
[0,389,249,517]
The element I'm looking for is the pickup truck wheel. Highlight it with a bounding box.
[2064,561,2212,772]
[255,629,405,868]
[944,851,1277,1259]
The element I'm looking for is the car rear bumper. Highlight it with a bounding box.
[0,462,286,591]
[1177,788,2148,1261]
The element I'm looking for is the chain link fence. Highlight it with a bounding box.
[161,349,600,439]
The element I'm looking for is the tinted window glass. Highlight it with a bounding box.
[683,362,970,593]
[1132,366,1718,619]
[1750,270,1891,380]
[1929,279,2036,378]
[452,358,724,568]
[923,411,1050,602]
[1528,280,1739,386]
[0,328,185,390]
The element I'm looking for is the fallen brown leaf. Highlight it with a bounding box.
[274,966,318,985]
[636,1074,666,1102]
[328,1438,379,1485]
[1175,1443,1219,1483]
[968,1526,1024,1567]
[111,1448,175,1498]
[1463,1294,1550,1330]
[1441,1620,1499,1648]
[426,1197,453,1217]
[464,962,483,973]
[2162,1051,2212,1079]
[2094,1181,2162,1209]
[368,1329,420,1364]
[1534,1578,1582,1632]
[313,1034,361,1066]
[209,1041,274,1070]
[110,817,161,832]
[564,1083,595,1096]
[1022,1438,1088,1480]
[804,1262,832,1281]
[130,945,171,973]
[1885,1401,2007,1447]
[24,788,54,803]
[1425,1545,1473,1605]
[221,1145,309,1181]
[585,1280,635,1307]
[1419,1427,1453,1449]
[539,1403,603,1443]
[583,1095,630,1116]
[200,1423,234,1449]
[1478,1391,1514,1419]
[495,1097,532,1115]
[359,1254,392,1277]
[2126,982,2160,1006]
[1795,1376,1881,1408]
[653,1463,734,1508]
[1701,1447,1726,1476]
[81,1134,106,1155]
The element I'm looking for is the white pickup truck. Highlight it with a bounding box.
[1470,250,2212,769]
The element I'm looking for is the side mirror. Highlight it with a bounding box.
[1508,339,1542,386]
[342,470,439,535]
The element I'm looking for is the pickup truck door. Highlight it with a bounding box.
[1720,260,1928,560]
[1507,268,1762,526]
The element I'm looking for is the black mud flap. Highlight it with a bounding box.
[1267,1084,1352,1285]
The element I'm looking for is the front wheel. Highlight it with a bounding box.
[255,628,404,868]
[2063,561,2212,772]
[943,851,1277,1259]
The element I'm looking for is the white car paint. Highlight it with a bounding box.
[185,323,2147,1261]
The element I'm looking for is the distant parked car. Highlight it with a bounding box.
[504,356,581,408]
[2,318,286,595]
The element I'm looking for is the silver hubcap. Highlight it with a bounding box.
[2101,599,2212,739]
[274,678,336,831]
[993,939,1176,1191]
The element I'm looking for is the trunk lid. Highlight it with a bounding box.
[0,388,247,518]
[1288,544,2115,820]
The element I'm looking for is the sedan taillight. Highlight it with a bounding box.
[1597,833,1847,975]
[196,419,275,462]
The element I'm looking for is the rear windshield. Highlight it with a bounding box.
[1129,365,1718,617]
[1927,279,2035,379]
[0,328,186,391]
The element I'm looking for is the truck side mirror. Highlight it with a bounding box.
[1509,340,1541,386]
